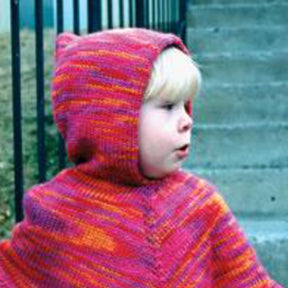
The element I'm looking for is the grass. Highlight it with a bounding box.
[0,29,60,238]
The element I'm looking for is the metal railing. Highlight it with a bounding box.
[9,0,187,222]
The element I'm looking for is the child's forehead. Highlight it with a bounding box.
[156,91,193,103]
[144,92,188,101]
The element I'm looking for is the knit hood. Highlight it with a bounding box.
[52,28,189,186]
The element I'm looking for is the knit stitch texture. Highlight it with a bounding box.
[0,28,283,288]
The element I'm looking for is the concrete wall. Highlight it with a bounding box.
[186,0,288,285]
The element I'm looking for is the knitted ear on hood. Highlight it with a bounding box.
[51,28,189,186]
[55,32,79,63]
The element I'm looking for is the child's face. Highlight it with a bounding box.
[138,97,193,179]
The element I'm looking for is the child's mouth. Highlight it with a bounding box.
[179,144,189,151]
[176,144,190,159]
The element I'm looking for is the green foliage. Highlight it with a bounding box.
[0,29,60,238]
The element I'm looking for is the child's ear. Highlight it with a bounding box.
[55,32,79,61]
[186,99,193,117]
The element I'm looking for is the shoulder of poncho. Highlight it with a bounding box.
[23,169,68,201]
[177,170,230,218]
[178,170,219,195]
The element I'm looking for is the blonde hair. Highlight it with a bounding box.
[144,47,201,102]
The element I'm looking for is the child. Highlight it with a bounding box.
[0,28,283,287]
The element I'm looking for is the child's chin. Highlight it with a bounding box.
[140,162,181,179]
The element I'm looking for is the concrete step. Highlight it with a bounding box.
[195,51,288,85]
[193,82,288,124]
[190,0,287,5]
[187,167,288,215]
[187,123,288,169]
[187,3,288,28]
[238,217,288,287]
[188,26,288,54]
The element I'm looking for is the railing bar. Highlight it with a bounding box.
[108,0,113,29]
[164,0,168,32]
[179,0,187,43]
[119,0,124,28]
[87,0,102,33]
[56,0,66,170]
[168,0,171,32]
[170,0,172,32]
[167,0,170,31]
[151,0,155,30]
[159,0,162,31]
[56,0,64,33]
[175,0,178,35]
[172,0,176,34]
[10,0,24,222]
[161,0,165,31]
[35,0,46,183]
[135,0,145,28]
[73,0,80,34]
[129,0,134,27]
[163,0,165,31]
[145,0,149,28]
[151,0,153,29]
[157,0,160,30]
[87,0,94,33]
[164,0,167,31]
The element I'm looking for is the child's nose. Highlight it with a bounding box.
[178,113,193,133]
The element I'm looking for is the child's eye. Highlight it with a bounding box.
[161,103,174,110]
